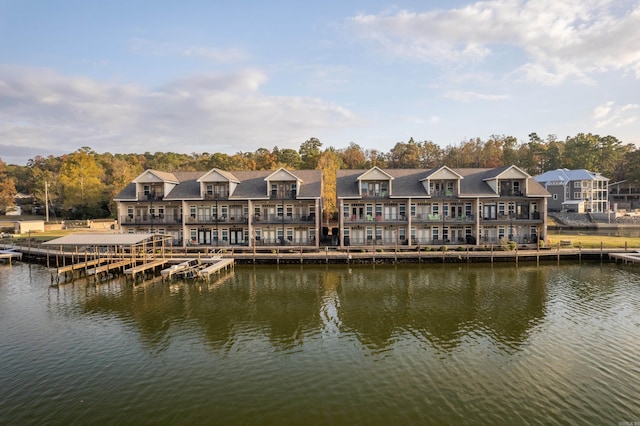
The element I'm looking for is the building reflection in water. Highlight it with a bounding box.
[74,264,548,353]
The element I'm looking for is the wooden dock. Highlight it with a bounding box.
[124,259,170,281]
[160,257,234,281]
[197,258,234,281]
[609,251,640,265]
[0,250,22,265]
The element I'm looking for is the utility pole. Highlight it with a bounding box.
[45,180,50,223]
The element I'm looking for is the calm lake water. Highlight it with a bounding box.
[1,261,639,425]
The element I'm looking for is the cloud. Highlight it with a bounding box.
[348,0,640,84]
[443,90,510,102]
[593,101,639,128]
[0,66,361,164]
[130,38,248,63]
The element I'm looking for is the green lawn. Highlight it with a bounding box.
[548,234,640,249]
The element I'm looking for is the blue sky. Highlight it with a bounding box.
[1,0,639,165]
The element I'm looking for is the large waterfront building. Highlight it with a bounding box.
[534,168,609,213]
[114,168,323,248]
[336,165,550,247]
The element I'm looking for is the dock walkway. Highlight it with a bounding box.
[124,259,170,281]
[0,250,22,265]
[609,251,640,265]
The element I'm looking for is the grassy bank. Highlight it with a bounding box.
[548,234,640,249]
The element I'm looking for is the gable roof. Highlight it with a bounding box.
[132,169,179,184]
[197,168,239,183]
[337,166,550,198]
[420,166,463,181]
[264,167,303,182]
[115,169,322,201]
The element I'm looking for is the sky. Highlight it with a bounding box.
[1,0,639,166]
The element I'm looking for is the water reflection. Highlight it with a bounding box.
[65,264,548,353]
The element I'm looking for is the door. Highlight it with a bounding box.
[483,204,496,219]
[230,229,243,245]
[198,229,211,244]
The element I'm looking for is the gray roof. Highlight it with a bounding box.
[114,168,322,201]
[535,168,609,184]
[337,166,549,198]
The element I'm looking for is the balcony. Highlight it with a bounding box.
[499,190,525,197]
[184,215,249,225]
[254,214,316,225]
[480,212,541,222]
[270,190,297,200]
[138,192,164,201]
[344,214,407,224]
[361,191,387,199]
[430,190,457,198]
[203,192,230,200]
[121,214,182,225]
[412,214,475,223]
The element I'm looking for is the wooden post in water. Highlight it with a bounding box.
[600,241,603,261]
[557,242,560,265]
[515,244,518,266]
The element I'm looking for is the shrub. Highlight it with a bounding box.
[500,237,516,251]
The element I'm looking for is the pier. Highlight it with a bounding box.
[609,251,640,265]
[0,249,22,265]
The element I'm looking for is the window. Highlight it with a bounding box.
[574,181,582,188]
[574,192,582,199]
[498,226,505,239]
[190,206,196,218]
[553,194,558,200]
[411,203,416,217]
[399,204,406,218]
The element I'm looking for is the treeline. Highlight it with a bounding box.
[1,133,638,220]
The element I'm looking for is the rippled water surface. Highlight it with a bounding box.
[1,262,639,425]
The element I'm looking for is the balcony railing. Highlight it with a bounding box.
[270,190,297,200]
[121,214,181,225]
[499,190,525,197]
[481,212,541,221]
[344,214,408,223]
[184,215,249,225]
[203,192,230,200]
[254,214,316,224]
[138,192,164,201]
[412,214,475,223]
[430,190,456,197]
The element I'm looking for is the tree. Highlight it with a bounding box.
[418,140,443,168]
[299,138,323,169]
[58,148,107,218]
[0,158,17,212]
[388,138,421,168]
[275,148,302,169]
[317,148,342,222]
[340,142,366,169]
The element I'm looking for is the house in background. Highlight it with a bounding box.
[114,168,322,248]
[336,165,549,247]
[534,169,609,213]
[608,180,640,211]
